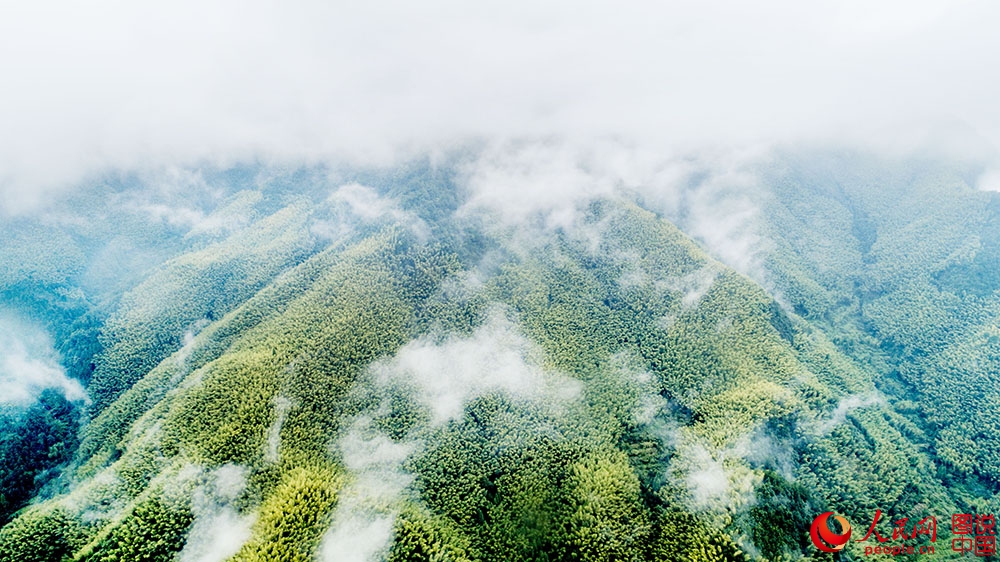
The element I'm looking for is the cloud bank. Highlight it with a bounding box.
[2,0,999,210]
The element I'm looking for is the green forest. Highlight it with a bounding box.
[1,155,997,561]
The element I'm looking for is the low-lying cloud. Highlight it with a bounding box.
[317,422,414,562]
[177,464,255,562]
[317,307,583,561]
[369,308,575,425]
[313,183,430,242]
[816,392,884,435]
[0,311,87,406]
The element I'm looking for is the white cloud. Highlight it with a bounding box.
[317,421,415,562]
[178,464,255,562]
[173,318,211,373]
[686,445,731,509]
[459,142,619,229]
[265,395,293,464]
[330,184,402,222]
[454,140,774,284]
[319,514,396,562]
[371,307,579,425]
[317,309,583,561]
[318,183,430,241]
[2,0,999,211]
[816,392,883,435]
[977,169,1000,192]
[136,189,261,237]
[0,311,87,406]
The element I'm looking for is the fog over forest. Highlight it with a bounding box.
[1,2,999,561]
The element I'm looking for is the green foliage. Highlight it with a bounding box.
[75,495,193,562]
[389,507,475,562]
[0,390,80,525]
[748,471,819,560]
[6,158,998,562]
[649,507,748,562]
[232,464,342,562]
[152,231,458,467]
[74,244,351,473]
[0,221,87,290]
[88,202,318,412]
[0,508,85,562]
[557,449,649,562]
[760,154,1000,511]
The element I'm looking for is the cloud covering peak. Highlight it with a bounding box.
[2,0,999,209]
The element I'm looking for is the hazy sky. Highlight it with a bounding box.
[2,0,999,208]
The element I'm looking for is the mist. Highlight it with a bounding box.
[1,3,998,560]
[3,1,1000,212]
[0,311,86,407]
[315,308,586,561]
[177,464,255,562]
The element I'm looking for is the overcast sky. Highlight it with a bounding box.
[1,0,999,208]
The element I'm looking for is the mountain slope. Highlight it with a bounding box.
[0,157,993,561]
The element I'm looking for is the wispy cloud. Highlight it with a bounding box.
[317,420,415,562]
[313,183,430,242]
[815,392,883,435]
[177,464,255,562]
[977,169,1000,192]
[0,311,87,406]
[317,307,582,560]
[369,307,576,425]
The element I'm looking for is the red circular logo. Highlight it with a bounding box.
[811,511,852,553]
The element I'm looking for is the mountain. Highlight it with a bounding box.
[0,152,997,561]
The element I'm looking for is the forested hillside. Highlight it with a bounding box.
[0,155,996,561]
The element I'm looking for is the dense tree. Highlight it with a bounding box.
[1,158,995,561]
